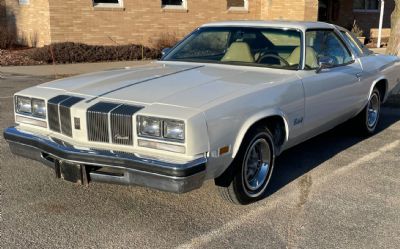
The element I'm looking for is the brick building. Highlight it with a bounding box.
[1,0,395,47]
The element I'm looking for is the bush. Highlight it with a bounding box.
[24,42,161,64]
[150,33,179,51]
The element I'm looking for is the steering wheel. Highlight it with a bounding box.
[257,53,290,66]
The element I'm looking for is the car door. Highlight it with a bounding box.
[297,29,364,137]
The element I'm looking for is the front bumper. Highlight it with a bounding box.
[3,126,207,193]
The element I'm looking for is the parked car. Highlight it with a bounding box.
[4,21,400,204]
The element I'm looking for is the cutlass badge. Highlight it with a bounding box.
[115,134,130,140]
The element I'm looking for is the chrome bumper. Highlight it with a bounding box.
[3,126,207,193]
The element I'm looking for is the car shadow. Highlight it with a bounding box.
[266,107,400,196]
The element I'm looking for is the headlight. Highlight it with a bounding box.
[163,120,185,140]
[16,96,32,114]
[137,116,185,141]
[15,96,46,119]
[138,116,161,137]
[32,99,46,118]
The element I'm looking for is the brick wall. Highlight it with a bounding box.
[48,0,263,47]
[330,0,395,38]
[4,0,322,48]
[5,0,51,46]
[260,0,318,22]
[48,0,319,47]
[304,0,319,21]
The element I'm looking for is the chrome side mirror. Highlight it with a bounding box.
[316,56,334,73]
[161,48,171,59]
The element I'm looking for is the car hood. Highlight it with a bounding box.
[38,61,295,109]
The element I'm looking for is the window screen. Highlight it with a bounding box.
[162,0,183,5]
[228,0,245,8]
[93,0,119,3]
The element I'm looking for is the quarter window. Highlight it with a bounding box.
[353,0,379,11]
[305,30,353,69]
[340,31,364,57]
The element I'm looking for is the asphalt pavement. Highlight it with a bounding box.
[1,74,399,249]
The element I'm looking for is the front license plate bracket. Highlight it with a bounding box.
[55,161,88,184]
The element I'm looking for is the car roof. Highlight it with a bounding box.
[201,20,336,31]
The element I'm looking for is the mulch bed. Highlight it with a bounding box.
[0,49,45,66]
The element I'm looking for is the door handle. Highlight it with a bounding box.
[355,73,363,79]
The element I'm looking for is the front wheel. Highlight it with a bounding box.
[217,127,276,205]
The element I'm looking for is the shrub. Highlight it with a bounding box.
[24,42,161,64]
[150,33,180,51]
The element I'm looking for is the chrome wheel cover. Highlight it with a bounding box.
[367,93,380,128]
[242,138,271,196]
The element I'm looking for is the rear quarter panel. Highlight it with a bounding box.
[360,54,400,102]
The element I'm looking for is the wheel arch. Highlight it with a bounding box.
[232,110,289,158]
[370,77,388,102]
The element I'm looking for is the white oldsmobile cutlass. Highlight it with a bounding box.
[4,21,400,204]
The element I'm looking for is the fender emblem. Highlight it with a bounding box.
[294,117,303,126]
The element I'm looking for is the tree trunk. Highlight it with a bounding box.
[387,0,400,55]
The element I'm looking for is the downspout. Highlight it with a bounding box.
[377,0,385,48]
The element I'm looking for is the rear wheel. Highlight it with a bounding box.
[354,88,381,135]
[217,127,276,205]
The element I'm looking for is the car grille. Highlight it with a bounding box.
[47,95,84,137]
[87,102,142,145]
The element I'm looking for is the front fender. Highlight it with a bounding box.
[231,109,290,158]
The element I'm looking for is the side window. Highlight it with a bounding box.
[305,30,353,68]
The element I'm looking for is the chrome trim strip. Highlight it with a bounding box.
[3,126,207,177]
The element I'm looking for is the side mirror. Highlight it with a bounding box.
[316,56,334,73]
[161,48,171,59]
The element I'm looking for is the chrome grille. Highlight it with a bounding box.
[87,102,119,143]
[47,95,83,137]
[111,105,142,145]
[86,102,143,145]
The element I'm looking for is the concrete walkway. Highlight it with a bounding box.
[0,60,153,77]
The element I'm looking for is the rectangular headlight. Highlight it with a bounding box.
[163,120,185,140]
[137,116,185,142]
[32,99,46,118]
[138,116,161,137]
[16,96,32,114]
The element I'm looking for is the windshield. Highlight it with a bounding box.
[163,27,302,70]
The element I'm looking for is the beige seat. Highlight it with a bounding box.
[221,42,255,63]
[287,46,319,68]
